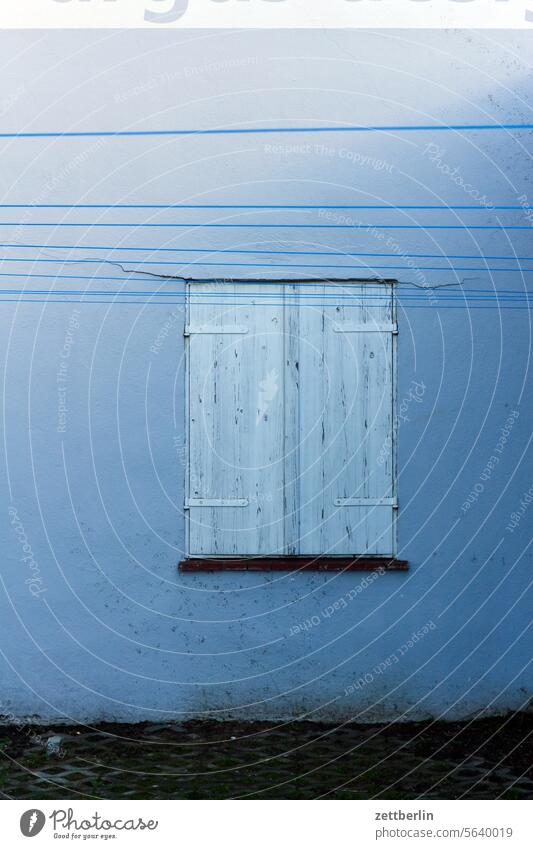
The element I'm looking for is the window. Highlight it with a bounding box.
[185,280,397,558]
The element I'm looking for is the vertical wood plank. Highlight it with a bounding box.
[284,284,300,555]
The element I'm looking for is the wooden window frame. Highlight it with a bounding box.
[180,278,405,573]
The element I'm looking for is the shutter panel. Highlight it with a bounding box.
[187,283,285,555]
[296,283,396,555]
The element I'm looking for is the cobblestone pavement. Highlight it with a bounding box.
[0,713,531,800]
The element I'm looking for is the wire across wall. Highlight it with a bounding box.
[0,120,531,308]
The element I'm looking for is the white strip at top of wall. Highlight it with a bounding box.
[4,1,533,29]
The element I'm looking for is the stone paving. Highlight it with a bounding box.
[0,713,531,799]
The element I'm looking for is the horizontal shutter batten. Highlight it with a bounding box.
[334,497,397,507]
[333,322,397,334]
[184,325,248,335]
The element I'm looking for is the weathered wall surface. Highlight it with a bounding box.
[1,29,531,723]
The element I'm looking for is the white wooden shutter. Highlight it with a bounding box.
[186,281,396,557]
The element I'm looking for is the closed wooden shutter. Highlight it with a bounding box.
[186,283,286,555]
[186,281,396,557]
[295,283,396,556]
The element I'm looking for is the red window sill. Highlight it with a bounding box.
[179,557,408,572]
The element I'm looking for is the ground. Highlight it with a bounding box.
[0,712,532,800]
